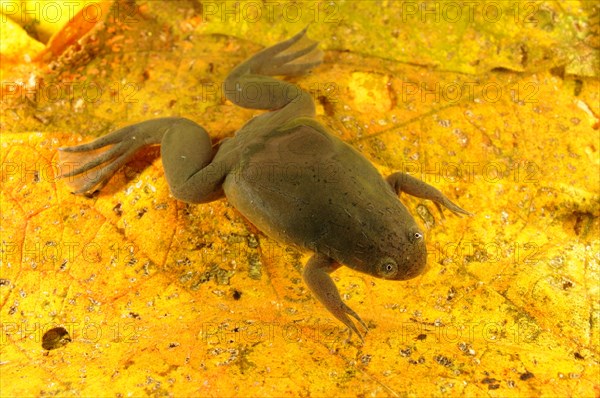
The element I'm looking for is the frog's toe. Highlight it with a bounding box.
[58,126,133,153]
[59,142,135,194]
[257,29,323,76]
[339,302,368,343]
[60,143,125,178]
[437,196,474,217]
[317,296,368,342]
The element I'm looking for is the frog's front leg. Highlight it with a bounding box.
[387,172,472,217]
[59,117,230,203]
[303,253,368,342]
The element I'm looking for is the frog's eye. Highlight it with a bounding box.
[408,229,424,243]
[378,260,398,278]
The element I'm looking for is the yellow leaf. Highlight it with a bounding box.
[0,14,44,62]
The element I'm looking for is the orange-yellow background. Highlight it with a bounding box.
[1,1,598,396]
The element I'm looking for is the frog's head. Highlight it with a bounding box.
[346,215,427,281]
[371,223,427,281]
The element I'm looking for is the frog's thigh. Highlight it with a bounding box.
[160,119,226,204]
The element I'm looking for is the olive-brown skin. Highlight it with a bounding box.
[224,121,427,281]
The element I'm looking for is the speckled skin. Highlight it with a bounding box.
[59,29,470,340]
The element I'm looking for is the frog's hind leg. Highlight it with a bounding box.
[224,27,323,114]
[59,117,222,202]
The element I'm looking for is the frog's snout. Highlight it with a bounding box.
[398,245,427,280]
[399,225,428,279]
[403,251,428,279]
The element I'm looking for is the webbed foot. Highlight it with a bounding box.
[59,124,144,194]
[252,26,324,76]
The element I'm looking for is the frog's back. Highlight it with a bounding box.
[223,121,403,260]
